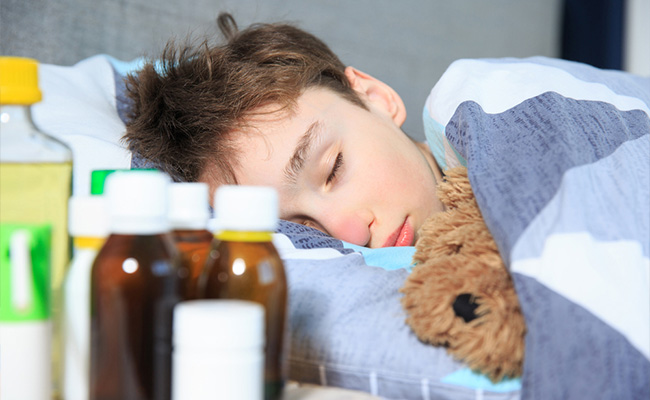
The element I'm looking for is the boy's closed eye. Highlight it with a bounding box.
[326,152,343,185]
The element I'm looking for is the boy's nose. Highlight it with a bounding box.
[316,206,374,247]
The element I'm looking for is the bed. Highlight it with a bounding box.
[28,52,650,400]
[5,1,649,399]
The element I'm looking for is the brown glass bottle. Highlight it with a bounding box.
[201,185,288,400]
[89,171,186,400]
[172,229,213,300]
[90,234,183,400]
[169,182,213,300]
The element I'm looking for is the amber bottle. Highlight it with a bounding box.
[89,171,186,400]
[168,182,213,300]
[201,185,288,400]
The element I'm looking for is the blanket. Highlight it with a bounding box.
[424,57,650,399]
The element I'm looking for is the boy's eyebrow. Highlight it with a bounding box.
[283,121,322,185]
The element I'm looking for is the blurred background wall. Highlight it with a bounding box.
[1,0,646,140]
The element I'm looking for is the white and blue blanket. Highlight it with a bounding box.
[33,55,649,399]
[424,57,650,399]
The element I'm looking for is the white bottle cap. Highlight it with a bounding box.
[173,300,265,350]
[168,182,211,230]
[68,195,109,238]
[104,170,171,234]
[213,185,278,232]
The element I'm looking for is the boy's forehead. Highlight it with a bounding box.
[230,88,351,182]
[233,115,311,183]
[237,88,338,140]
[244,87,337,122]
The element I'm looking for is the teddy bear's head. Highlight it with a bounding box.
[400,167,526,382]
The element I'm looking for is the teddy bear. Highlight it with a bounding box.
[400,167,526,382]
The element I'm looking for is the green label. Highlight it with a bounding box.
[0,223,51,321]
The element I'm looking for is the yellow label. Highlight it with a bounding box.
[216,231,273,242]
[0,162,72,291]
[74,237,106,250]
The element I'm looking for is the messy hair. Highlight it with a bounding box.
[122,13,365,184]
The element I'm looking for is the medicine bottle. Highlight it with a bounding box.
[0,56,73,398]
[90,169,118,195]
[89,170,187,400]
[168,182,213,299]
[173,300,265,400]
[90,168,154,195]
[202,185,288,400]
[63,195,109,400]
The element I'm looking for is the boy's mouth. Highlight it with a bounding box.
[383,218,414,247]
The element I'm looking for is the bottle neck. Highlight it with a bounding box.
[171,221,208,231]
[215,231,273,242]
[110,218,170,235]
[0,104,72,163]
[0,104,36,130]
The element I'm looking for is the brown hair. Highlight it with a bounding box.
[122,13,365,184]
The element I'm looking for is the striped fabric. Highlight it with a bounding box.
[424,57,650,399]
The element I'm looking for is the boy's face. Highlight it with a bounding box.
[225,70,445,248]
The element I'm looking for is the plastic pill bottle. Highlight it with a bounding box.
[172,299,265,400]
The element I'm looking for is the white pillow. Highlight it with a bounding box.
[33,55,132,196]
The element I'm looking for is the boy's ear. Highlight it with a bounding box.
[344,66,407,126]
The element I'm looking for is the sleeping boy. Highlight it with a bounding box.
[123,13,446,248]
[122,14,650,397]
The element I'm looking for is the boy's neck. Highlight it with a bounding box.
[415,141,444,186]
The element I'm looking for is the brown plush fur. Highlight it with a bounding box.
[400,167,526,382]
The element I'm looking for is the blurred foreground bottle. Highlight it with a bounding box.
[173,300,265,400]
[0,56,73,399]
[90,168,154,195]
[0,224,52,400]
[168,182,213,299]
[90,169,118,195]
[202,185,288,400]
[63,195,109,400]
[89,171,187,400]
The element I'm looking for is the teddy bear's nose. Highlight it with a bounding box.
[453,293,480,323]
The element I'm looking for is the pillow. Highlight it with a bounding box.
[33,55,133,196]
[34,55,522,399]
[273,221,522,399]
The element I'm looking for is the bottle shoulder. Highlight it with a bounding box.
[214,239,280,252]
[97,234,178,260]
[0,106,72,162]
[210,239,283,266]
[93,234,181,283]
[172,229,214,243]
